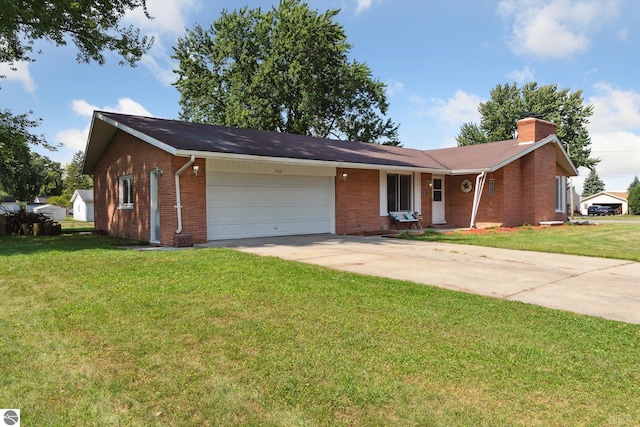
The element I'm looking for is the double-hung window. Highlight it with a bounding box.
[387,173,412,212]
[555,176,566,213]
[119,175,134,209]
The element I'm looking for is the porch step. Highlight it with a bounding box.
[430,223,451,229]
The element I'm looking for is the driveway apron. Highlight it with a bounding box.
[198,235,640,324]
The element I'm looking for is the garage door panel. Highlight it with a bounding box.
[207,172,333,240]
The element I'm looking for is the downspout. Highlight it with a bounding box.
[469,172,487,229]
[175,155,195,234]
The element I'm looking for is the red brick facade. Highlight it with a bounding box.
[92,118,571,242]
[93,131,207,245]
[335,146,568,234]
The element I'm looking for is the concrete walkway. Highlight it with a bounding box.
[198,234,640,324]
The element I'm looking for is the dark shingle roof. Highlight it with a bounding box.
[97,112,445,170]
[84,112,576,176]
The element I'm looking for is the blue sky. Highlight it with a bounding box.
[2,0,639,194]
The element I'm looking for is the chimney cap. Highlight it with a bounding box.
[522,111,544,120]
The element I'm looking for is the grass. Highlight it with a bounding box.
[1,233,639,425]
[574,215,640,221]
[59,218,95,233]
[407,223,640,262]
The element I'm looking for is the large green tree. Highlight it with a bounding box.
[0,110,59,200]
[582,169,605,197]
[456,82,598,170]
[31,153,64,197]
[0,0,153,67]
[628,185,640,215]
[63,151,93,195]
[627,175,639,194]
[172,0,400,145]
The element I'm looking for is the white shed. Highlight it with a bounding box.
[71,189,94,222]
[34,204,67,221]
[1,198,20,213]
[580,191,629,215]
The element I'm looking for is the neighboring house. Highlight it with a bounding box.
[33,204,67,221]
[1,197,20,213]
[34,196,49,204]
[580,191,628,215]
[83,111,577,246]
[71,189,95,222]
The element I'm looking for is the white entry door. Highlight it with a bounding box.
[432,175,445,224]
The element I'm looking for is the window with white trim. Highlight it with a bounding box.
[555,176,566,213]
[387,173,412,212]
[119,175,134,209]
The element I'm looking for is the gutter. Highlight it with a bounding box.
[469,172,487,229]
[175,155,195,234]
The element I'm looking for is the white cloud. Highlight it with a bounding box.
[617,28,629,42]
[498,0,619,59]
[589,83,640,133]
[355,0,381,15]
[0,61,37,93]
[385,79,404,97]
[506,66,535,84]
[430,90,483,129]
[126,0,200,36]
[56,98,152,151]
[581,83,640,192]
[124,0,201,86]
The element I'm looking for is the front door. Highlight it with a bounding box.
[150,169,161,243]
[432,175,445,224]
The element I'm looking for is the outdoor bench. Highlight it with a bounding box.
[389,211,421,230]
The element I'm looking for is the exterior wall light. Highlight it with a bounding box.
[341,171,348,181]
[192,165,199,176]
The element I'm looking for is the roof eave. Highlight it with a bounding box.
[487,135,578,176]
[83,111,180,174]
[175,149,449,174]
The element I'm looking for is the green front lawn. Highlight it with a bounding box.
[1,234,639,425]
[408,223,640,262]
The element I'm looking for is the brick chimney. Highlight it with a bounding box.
[517,116,557,144]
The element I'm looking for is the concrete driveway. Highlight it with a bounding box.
[199,234,640,324]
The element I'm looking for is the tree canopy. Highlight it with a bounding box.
[627,175,639,194]
[63,151,93,195]
[456,82,598,170]
[628,185,640,215]
[0,110,63,200]
[0,0,153,67]
[172,0,400,145]
[581,169,605,198]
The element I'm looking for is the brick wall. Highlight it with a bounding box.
[335,169,432,234]
[92,131,207,245]
[456,144,566,228]
[475,170,506,228]
[445,175,476,228]
[335,168,384,234]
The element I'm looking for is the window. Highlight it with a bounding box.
[119,175,134,209]
[387,173,412,212]
[555,176,566,213]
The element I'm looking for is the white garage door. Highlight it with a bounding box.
[207,172,334,240]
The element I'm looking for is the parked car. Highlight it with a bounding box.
[587,205,600,215]
[596,206,614,216]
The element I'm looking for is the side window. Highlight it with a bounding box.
[119,175,134,209]
[387,173,412,211]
